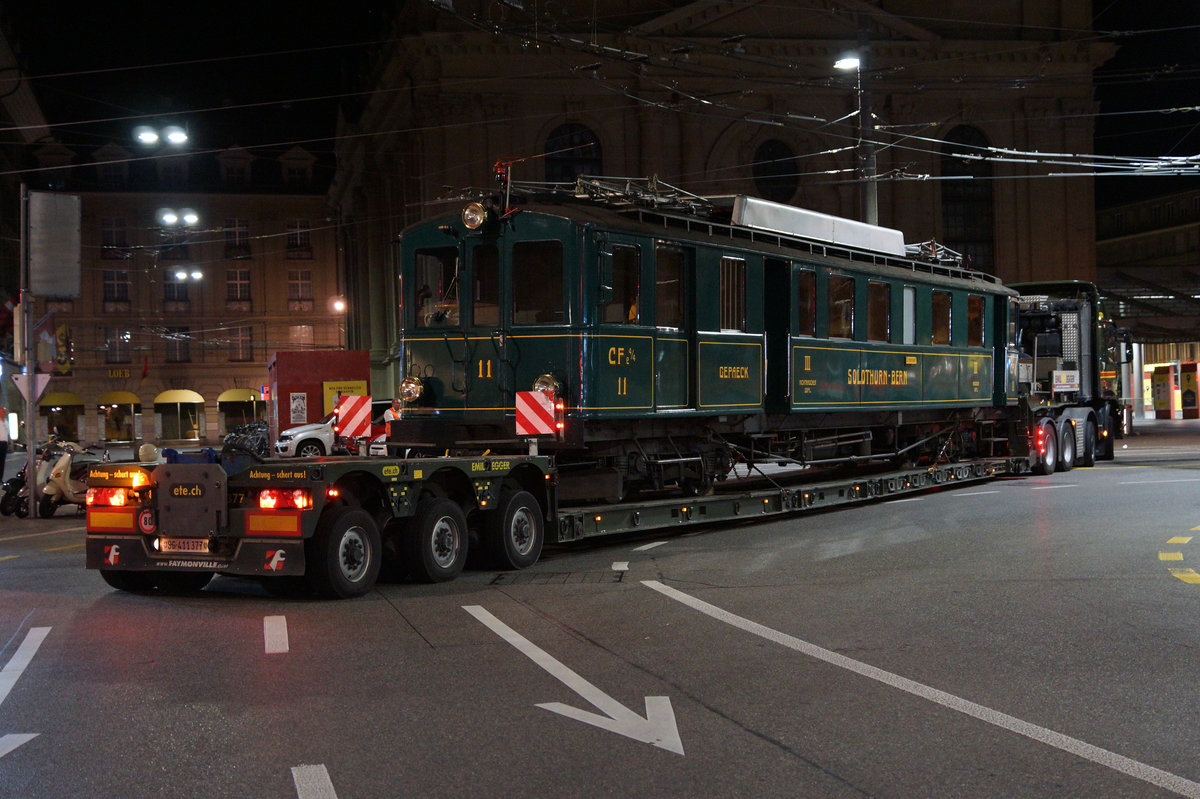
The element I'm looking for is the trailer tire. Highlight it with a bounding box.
[1079,420,1097,467]
[408,499,468,583]
[1058,423,1075,472]
[99,570,157,593]
[306,506,381,598]
[1033,422,1057,476]
[486,490,544,570]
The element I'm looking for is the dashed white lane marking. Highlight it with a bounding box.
[264,616,289,655]
[612,562,629,572]
[292,764,338,799]
[956,490,1000,497]
[1030,484,1078,490]
[632,541,668,552]
[642,580,1200,798]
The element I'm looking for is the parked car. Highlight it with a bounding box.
[273,412,336,458]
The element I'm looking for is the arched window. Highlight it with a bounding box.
[941,126,995,273]
[545,124,602,184]
[752,139,799,203]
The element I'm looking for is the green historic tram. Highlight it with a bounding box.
[391,179,1019,500]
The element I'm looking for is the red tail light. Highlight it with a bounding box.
[258,488,312,510]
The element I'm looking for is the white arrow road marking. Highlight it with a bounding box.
[0,626,50,761]
[292,764,339,799]
[464,605,683,755]
[0,734,37,758]
[643,580,1200,799]
[0,627,50,707]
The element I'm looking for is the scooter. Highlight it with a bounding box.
[7,442,61,519]
[38,442,104,517]
[0,464,25,516]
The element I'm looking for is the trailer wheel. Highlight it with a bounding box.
[1033,421,1057,476]
[1079,421,1097,467]
[1058,423,1075,472]
[306,506,381,598]
[99,570,157,593]
[486,490,544,570]
[408,499,468,582]
[154,571,214,594]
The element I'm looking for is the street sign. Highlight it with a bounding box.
[12,373,50,402]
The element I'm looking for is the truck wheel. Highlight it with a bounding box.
[1079,421,1097,467]
[296,440,325,458]
[1033,422,1057,476]
[1058,423,1075,472]
[99,570,157,593]
[306,507,381,598]
[408,498,468,582]
[154,571,214,594]
[486,490,544,570]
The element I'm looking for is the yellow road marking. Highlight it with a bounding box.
[1168,536,1194,544]
[1170,568,1200,584]
[0,555,18,563]
[1159,552,1184,561]
[44,543,83,552]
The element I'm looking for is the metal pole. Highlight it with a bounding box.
[19,184,37,517]
[855,19,878,226]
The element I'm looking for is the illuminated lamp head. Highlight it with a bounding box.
[399,376,424,403]
[462,201,489,230]
[532,373,562,396]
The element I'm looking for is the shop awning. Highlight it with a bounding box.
[217,388,261,402]
[153,389,205,404]
[39,391,85,408]
[97,390,142,406]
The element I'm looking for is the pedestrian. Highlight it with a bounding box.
[383,397,401,437]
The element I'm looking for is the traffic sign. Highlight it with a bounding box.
[12,373,50,402]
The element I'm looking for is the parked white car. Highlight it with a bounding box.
[273,412,336,458]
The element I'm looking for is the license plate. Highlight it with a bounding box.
[159,537,210,554]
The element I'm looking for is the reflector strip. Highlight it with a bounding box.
[246,511,303,536]
[86,508,137,533]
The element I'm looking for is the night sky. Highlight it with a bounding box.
[4,2,1197,206]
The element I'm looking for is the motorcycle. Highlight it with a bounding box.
[38,442,105,517]
[0,464,25,516]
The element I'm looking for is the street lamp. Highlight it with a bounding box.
[134,125,188,146]
[835,52,878,225]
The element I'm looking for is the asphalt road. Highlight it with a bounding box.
[3,421,1200,798]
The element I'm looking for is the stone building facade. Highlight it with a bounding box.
[330,1,1115,395]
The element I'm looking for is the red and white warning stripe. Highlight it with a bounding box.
[515,390,556,436]
[336,395,371,438]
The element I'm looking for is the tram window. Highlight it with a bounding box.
[720,257,747,332]
[472,244,499,327]
[656,247,685,328]
[903,286,916,344]
[932,290,952,345]
[604,244,640,324]
[796,269,815,336]
[828,274,855,339]
[414,247,459,328]
[867,281,889,342]
[967,295,985,346]
[513,241,564,324]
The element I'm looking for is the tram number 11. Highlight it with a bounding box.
[477,359,493,379]
[616,376,628,396]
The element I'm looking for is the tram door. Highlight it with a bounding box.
[465,241,506,412]
[653,244,693,411]
[593,236,655,416]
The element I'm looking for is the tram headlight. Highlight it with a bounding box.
[462,201,489,230]
[399,376,424,403]
[532,373,561,396]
